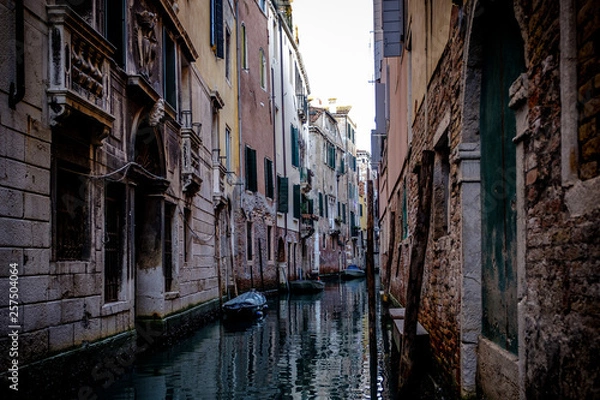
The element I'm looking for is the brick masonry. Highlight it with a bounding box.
[379,0,600,398]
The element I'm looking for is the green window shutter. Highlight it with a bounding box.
[308,198,314,215]
[265,158,274,198]
[318,192,323,217]
[277,176,288,213]
[325,195,329,218]
[293,184,301,219]
[245,146,257,192]
[291,125,300,167]
[342,203,346,223]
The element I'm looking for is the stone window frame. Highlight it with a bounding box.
[560,0,600,216]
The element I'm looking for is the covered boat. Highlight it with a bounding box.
[289,279,325,293]
[341,264,366,280]
[222,289,268,320]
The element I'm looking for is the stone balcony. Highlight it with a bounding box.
[47,5,115,143]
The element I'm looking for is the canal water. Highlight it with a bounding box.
[100,278,399,400]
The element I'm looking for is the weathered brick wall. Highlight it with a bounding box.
[522,0,600,398]
[235,192,279,292]
[577,0,600,180]
[384,8,466,391]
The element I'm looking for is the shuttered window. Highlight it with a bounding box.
[265,158,274,199]
[382,0,403,57]
[293,184,301,219]
[291,125,300,167]
[210,0,224,58]
[318,192,324,217]
[245,146,257,192]
[277,176,288,213]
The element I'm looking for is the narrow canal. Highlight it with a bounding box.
[100,278,399,399]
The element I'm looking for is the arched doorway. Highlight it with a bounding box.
[132,118,170,319]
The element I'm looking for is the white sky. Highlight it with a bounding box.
[292,0,375,152]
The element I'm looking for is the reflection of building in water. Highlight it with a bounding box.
[102,281,377,399]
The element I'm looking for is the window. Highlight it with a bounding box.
[105,0,125,67]
[104,183,124,303]
[246,221,253,261]
[402,179,408,239]
[225,127,232,171]
[259,48,266,89]
[265,158,274,199]
[163,30,177,108]
[318,192,324,217]
[241,24,248,69]
[210,0,224,58]
[325,142,336,169]
[55,166,90,260]
[225,28,231,81]
[164,203,176,292]
[184,208,192,262]
[259,0,266,12]
[245,145,257,192]
[277,175,289,213]
[267,225,273,261]
[291,125,300,168]
[433,135,451,239]
[293,184,301,219]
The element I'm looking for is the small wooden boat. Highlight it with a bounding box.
[341,264,366,280]
[222,289,268,320]
[289,279,325,293]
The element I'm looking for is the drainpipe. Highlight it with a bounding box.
[278,14,288,266]
[9,0,25,109]
[234,0,243,291]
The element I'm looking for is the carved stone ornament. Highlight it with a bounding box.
[149,98,165,126]
[136,10,158,79]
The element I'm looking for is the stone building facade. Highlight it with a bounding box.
[307,101,350,275]
[0,0,311,396]
[269,0,310,284]
[375,0,600,398]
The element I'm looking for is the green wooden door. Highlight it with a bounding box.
[480,2,524,355]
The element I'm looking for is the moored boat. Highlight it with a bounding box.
[289,279,325,293]
[341,264,366,280]
[222,289,268,320]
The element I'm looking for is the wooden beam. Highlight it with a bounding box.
[398,150,435,394]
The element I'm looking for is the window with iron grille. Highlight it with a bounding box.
[164,203,176,292]
[104,183,125,303]
[55,165,90,261]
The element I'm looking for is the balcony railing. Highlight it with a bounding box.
[47,5,115,141]
[180,111,203,194]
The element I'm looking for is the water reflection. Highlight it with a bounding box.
[102,279,392,399]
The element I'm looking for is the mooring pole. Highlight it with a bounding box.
[367,179,378,399]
